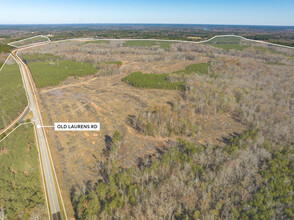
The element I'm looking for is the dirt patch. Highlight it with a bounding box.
[39,71,245,189]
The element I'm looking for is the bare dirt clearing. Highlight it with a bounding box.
[40,72,245,187]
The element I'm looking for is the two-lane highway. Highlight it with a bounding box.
[12,49,66,220]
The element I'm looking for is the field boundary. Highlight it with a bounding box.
[11,34,294,57]
[46,35,294,50]
[0,122,32,143]
[8,35,51,48]
[0,54,12,72]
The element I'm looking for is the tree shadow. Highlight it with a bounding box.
[217,132,240,145]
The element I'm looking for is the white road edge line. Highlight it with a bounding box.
[0,54,11,72]
[0,122,31,143]
[37,125,54,128]
[8,35,50,48]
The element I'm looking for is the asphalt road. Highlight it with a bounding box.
[12,50,64,220]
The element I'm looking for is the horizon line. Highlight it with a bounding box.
[0,23,294,27]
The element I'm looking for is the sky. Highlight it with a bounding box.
[0,0,293,26]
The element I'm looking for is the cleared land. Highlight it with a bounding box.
[0,124,46,219]
[20,37,294,219]
[0,57,27,130]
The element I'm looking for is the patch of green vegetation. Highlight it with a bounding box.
[208,36,242,44]
[0,61,27,130]
[123,72,185,91]
[158,41,172,49]
[238,144,294,219]
[26,59,98,88]
[22,53,60,62]
[84,40,109,44]
[174,63,210,75]
[123,40,157,47]
[253,46,293,58]
[209,44,249,50]
[123,40,172,49]
[266,61,286,65]
[0,124,45,219]
[0,44,12,53]
[102,61,122,66]
[204,36,249,50]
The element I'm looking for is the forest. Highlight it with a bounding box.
[0,58,27,130]
[0,124,46,219]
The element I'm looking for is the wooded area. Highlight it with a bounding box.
[0,124,46,219]
[0,58,27,130]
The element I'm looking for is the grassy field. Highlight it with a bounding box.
[208,36,242,44]
[210,44,249,50]
[123,40,172,49]
[10,36,49,47]
[102,60,122,66]
[0,60,27,130]
[174,63,210,75]
[205,36,249,50]
[123,72,185,91]
[0,124,46,219]
[22,53,60,62]
[22,53,98,88]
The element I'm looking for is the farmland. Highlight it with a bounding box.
[0,124,46,219]
[0,58,27,130]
